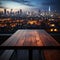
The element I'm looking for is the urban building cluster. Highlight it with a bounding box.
[0,6,60,18]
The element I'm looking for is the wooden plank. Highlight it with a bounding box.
[0,50,14,60]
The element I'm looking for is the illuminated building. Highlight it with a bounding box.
[10,9,13,15]
[48,6,51,15]
[27,11,30,16]
[49,6,51,12]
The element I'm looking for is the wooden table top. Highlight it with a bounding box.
[1,29,59,46]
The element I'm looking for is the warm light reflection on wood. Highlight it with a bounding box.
[1,30,59,46]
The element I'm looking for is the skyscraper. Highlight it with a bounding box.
[4,9,7,14]
[10,9,13,14]
[19,9,22,15]
[49,6,51,12]
[49,6,51,15]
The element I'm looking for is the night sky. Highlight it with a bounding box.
[0,0,60,13]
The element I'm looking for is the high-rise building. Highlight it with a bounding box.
[49,6,51,12]
[10,9,13,14]
[4,9,7,14]
[49,6,51,15]
[19,9,22,14]
[38,9,41,15]
[27,11,30,16]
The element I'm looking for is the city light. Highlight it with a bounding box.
[50,28,58,32]
[50,24,55,27]
[50,29,53,32]
[54,29,58,32]
[27,21,37,25]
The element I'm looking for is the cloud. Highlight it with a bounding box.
[0,1,31,9]
[42,2,54,6]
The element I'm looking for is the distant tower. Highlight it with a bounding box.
[19,9,22,14]
[49,6,51,15]
[49,6,51,12]
[38,9,41,15]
